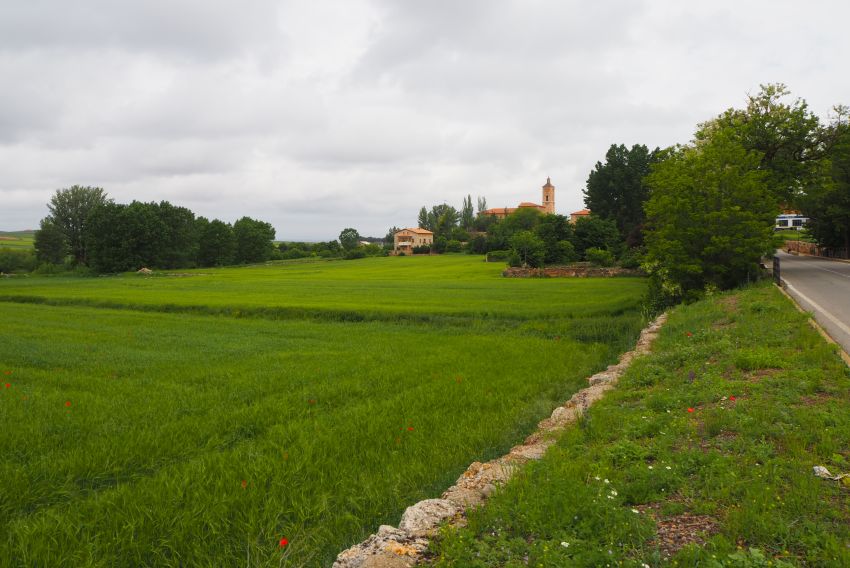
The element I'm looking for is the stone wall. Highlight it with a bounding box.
[502,266,642,278]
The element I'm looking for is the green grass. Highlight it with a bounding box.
[431,282,850,567]
[0,256,645,322]
[0,231,34,249]
[0,255,647,566]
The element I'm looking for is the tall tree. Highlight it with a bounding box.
[33,218,67,264]
[584,144,659,241]
[384,226,401,245]
[417,207,429,230]
[476,196,488,214]
[47,185,110,265]
[233,217,276,263]
[644,128,776,299]
[696,83,834,206]
[196,217,236,267]
[801,125,850,254]
[460,195,474,229]
[338,227,361,251]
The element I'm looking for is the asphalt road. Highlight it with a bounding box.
[776,251,850,356]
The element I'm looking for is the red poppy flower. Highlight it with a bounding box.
[729,395,736,402]
[686,332,693,337]
[65,401,71,407]
[407,426,414,431]
[3,370,11,375]
[308,399,316,405]
[241,479,247,489]
[687,407,694,413]
[4,383,9,389]
[279,537,288,547]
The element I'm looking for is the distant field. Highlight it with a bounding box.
[0,256,647,566]
[0,231,34,249]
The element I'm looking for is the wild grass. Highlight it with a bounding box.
[431,282,850,567]
[0,255,647,566]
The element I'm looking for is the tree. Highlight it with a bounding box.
[460,195,474,229]
[476,196,488,215]
[154,201,196,268]
[572,216,620,258]
[696,84,835,206]
[47,185,110,265]
[417,207,429,230]
[509,231,545,267]
[428,204,459,238]
[384,226,401,246]
[584,144,660,241]
[339,227,361,251]
[534,214,573,264]
[801,126,850,254]
[233,217,276,263]
[644,128,776,299]
[196,217,236,267]
[33,218,67,264]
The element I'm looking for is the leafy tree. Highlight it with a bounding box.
[476,196,488,214]
[572,216,620,258]
[233,217,276,263]
[428,204,460,238]
[196,217,236,267]
[534,214,573,263]
[34,218,67,264]
[801,126,850,253]
[338,227,361,251]
[509,230,545,267]
[460,195,474,229]
[47,185,110,265]
[154,201,196,268]
[696,83,837,206]
[584,144,659,241]
[417,207,429,230]
[644,128,776,299]
[384,226,401,246]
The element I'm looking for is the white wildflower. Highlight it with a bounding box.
[631,508,640,514]
[603,478,610,484]
[594,475,601,481]
[610,489,618,496]
[666,466,672,470]
[648,465,654,470]
[561,542,570,548]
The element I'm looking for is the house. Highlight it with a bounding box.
[479,178,556,219]
[569,209,591,224]
[393,228,434,254]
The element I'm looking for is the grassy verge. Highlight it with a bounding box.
[431,282,850,567]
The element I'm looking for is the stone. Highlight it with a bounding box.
[398,499,459,536]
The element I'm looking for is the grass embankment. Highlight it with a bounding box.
[431,282,850,567]
[0,256,646,566]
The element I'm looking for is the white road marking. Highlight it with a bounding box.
[784,282,850,338]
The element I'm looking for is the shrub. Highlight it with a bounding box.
[585,247,614,266]
[486,250,511,262]
[412,245,431,254]
[0,249,36,273]
[343,249,367,260]
[445,239,462,253]
[619,247,643,269]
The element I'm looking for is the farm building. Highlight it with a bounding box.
[479,178,556,219]
[393,227,434,254]
[569,208,591,223]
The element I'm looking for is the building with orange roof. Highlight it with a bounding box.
[569,208,591,223]
[393,227,434,254]
[480,178,556,219]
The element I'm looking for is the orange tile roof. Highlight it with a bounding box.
[395,227,434,235]
[518,202,542,208]
[570,209,591,216]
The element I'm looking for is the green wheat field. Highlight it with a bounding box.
[0,255,646,566]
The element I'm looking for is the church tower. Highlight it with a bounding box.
[542,177,555,214]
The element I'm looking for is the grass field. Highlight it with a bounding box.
[431,282,850,566]
[0,231,34,250]
[0,255,647,566]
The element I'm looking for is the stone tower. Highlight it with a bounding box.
[541,177,555,214]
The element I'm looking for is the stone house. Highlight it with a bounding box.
[393,228,434,254]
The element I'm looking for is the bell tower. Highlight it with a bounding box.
[541,177,555,214]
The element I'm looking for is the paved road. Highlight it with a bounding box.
[776,251,850,355]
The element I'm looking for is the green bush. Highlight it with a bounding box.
[585,247,614,266]
[486,250,511,262]
[619,247,643,269]
[412,245,431,254]
[0,249,36,273]
[343,249,367,260]
[445,240,462,253]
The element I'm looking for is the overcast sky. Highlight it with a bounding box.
[1,1,848,240]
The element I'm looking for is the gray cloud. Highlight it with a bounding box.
[1,0,848,240]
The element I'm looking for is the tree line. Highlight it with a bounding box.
[32,186,277,273]
[583,84,848,305]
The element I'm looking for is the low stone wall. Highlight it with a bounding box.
[333,313,668,568]
[502,266,642,278]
